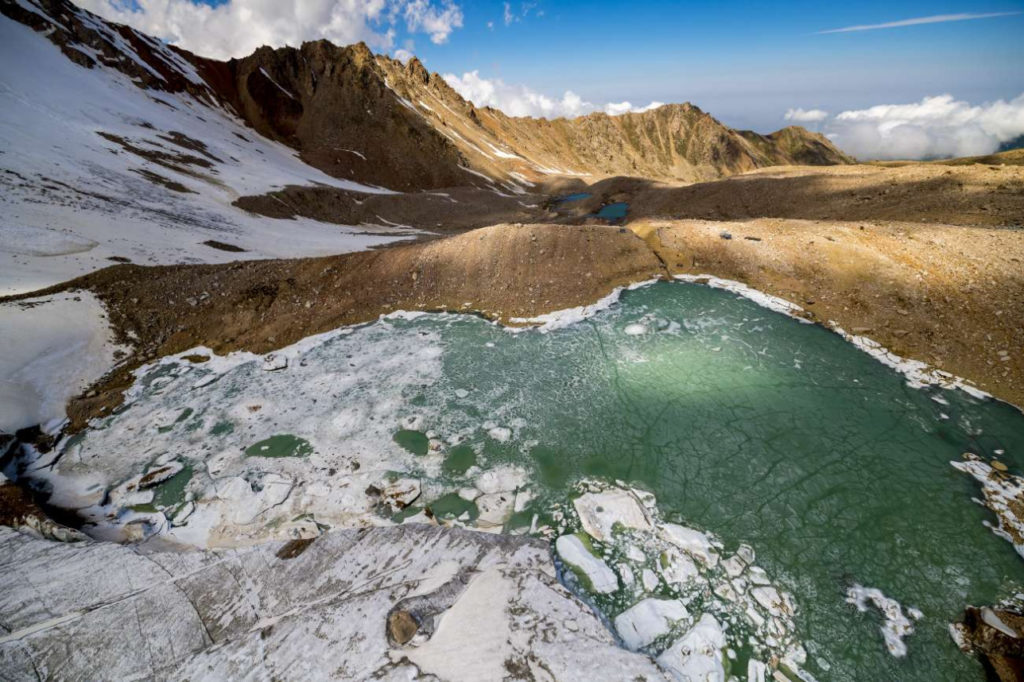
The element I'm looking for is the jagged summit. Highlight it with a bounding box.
[1,0,851,193]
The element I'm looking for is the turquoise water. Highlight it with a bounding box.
[393,282,1024,679]
[556,192,592,203]
[52,281,1024,678]
[594,201,629,221]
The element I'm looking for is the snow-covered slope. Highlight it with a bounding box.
[0,11,415,295]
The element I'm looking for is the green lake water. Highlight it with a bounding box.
[48,280,1024,679]
[390,281,1024,679]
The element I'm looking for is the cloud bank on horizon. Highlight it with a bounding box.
[75,0,464,60]
[792,94,1024,160]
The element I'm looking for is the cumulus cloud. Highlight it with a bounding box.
[784,108,828,123]
[443,71,590,117]
[402,0,463,44]
[75,0,463,60]
[825,94,1024,160]
[443,71,663,119]
[604,101,665,116]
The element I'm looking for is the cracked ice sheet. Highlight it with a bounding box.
[0,524,666,681]
[0,17,415,294]
[553,481,811,680]
[30,319,446,546]
[0,291,126,433]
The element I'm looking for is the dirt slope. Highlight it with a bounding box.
[24,224,665,430]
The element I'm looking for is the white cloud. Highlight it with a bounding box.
[784,108,828,123]
[443,71,663,119]
[402,0,463,44]
[393,48,415,63]
[825,94,1024,160]
[819,11,1021,34]
[75,0,463,60]
[502,1,536,26]
[604,101,665,116]
[443,70,590,117]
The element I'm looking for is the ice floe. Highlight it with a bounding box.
[552,481,811,679]
[846,584,922,658]
[952,453,1024,558]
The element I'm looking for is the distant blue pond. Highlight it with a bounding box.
[594,202,629,221]
[556,192,592,203]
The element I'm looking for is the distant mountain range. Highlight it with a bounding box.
[1,0,852,194]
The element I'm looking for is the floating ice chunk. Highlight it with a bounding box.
[476,492,515,528]
[846,584,921,658]
[514,488,535,513]
[951,454,1024,557]
[624,323,647,336]
[556,534,619,594]
[619,564,635,587]
[378,478,421,513]
[487,426,512,442]
[722,555,746,578]
[614,598,690,651]
[458,487,481,501]
[261,353,288,371]
[454,388,470,398]
[656,613,727,681]
[747,659,767,682]
[642,569,660,592]
[660,549,700,585]
[751,586,794,618]
[475,466,527,495]
[661,523,719,567]
[573,488,652,542]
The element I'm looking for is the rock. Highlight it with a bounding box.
[719,232,732,240]
[388,609,421,645]
[573,488,652,542]
[952,606,1024,682]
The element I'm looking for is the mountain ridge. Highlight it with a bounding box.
[1,0,852,192]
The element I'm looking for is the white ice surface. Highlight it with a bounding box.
[0,16,415,295]
[556,534,619,594]
[845,584,921,658]
[614,598,690,652]
[0,292,124,433]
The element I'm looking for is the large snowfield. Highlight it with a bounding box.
[0,16,416,297]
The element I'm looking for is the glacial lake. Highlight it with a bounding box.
[31,280,1024,679]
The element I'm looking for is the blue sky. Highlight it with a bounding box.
[403,0,1024,131]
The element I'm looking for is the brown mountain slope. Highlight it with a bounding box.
[2,0,852,192]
